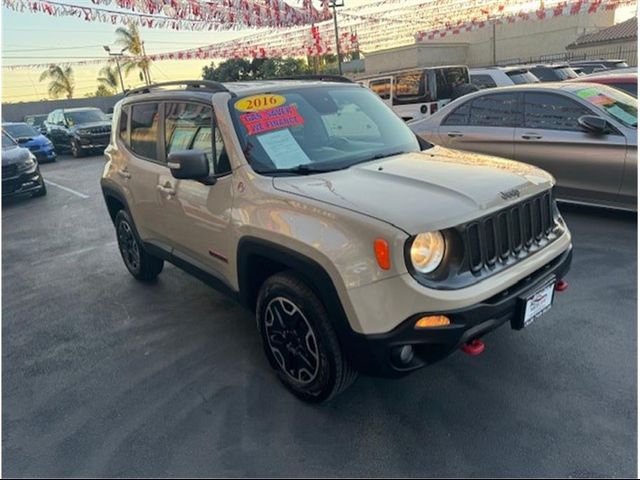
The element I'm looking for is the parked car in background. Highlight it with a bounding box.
[2,131,46,198]
[410,82,637,210]
[358,65,470,122]
[568,59,629,74]
[470,67,540,89]
[2,122,57,163]
[522,64,580,82]
[569,71,637,97]
[44,107,111,157]
[24,114,49,135]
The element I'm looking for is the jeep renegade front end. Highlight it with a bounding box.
[101,79,572,402]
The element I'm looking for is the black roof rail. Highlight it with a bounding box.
[271,74,354,83]
[124,80,231,97]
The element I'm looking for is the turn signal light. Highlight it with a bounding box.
[374,238,391,270]
[415,315,451,329]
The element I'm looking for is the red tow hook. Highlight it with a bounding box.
[460,339,485,356]
[555,280,569,292]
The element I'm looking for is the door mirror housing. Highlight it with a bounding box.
[168,150,214,183]
[578,115,608,135]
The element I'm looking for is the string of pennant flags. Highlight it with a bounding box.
[1,0,635,71]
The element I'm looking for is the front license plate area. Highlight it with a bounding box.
[512,277,556,330]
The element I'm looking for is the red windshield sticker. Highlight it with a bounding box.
[240,105,304,135]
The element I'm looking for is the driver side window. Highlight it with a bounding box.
[164,102,230,176]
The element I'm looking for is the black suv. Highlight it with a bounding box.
[2,132,46,198]
[44,107,111,157]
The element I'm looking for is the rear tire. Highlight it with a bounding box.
[256,271,358,402]
[114,210,163,282]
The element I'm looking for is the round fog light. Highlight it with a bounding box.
[392,345,415,366]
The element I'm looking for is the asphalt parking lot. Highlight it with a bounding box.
[2,153,637,477]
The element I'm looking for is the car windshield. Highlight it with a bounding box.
[573,84,637,128]
[229,85,422,175]
[3,124,39,139]
[25,115,47,127]
[64,109,107,126]
[2,132,16,148]
[553,67,579,80]
[507,70,540,84]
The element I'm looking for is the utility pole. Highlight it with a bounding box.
[330,0,345,75]
[103,45,128,93]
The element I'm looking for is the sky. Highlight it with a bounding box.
[1,1,637,103]
[0,0,376,103]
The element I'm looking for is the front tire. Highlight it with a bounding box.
[115,210,164,282]
[70,139,84,158]
[256,271,358,402]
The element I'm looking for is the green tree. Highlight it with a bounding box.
[85,85,114,97]
[115,23,151,85]
[97,65,120,94]
[202,57,311,82]
[39,64,75,99]
[203,58,253,82]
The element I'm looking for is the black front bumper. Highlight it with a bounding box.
[345,246,573,378]
[2,168,44,197]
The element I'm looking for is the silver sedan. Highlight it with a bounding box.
[410,83,637,211]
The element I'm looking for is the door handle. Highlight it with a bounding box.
[156,184,176,196]
[447,131,464,138]
[117,169,131,179]
[521,133,542,140]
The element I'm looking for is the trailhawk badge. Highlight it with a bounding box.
[500,188,521,200]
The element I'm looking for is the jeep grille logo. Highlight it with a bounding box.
[500,189,520,200]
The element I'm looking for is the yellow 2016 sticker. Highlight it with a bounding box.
[235,94,286,112]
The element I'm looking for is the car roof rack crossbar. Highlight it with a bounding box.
[272,74,354,83]
[125,80,231,97]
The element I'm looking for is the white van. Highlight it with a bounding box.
[359,65,470,122]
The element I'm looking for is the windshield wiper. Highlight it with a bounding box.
[255,164,344,176]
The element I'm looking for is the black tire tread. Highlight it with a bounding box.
[257,270,357,402]
[114,210,164,282]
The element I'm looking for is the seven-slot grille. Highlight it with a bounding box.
[464,192,555,274]
[89,126,110,135]
[2,164,18,179]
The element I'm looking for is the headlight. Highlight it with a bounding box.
[18,154,36,171]
[410,231,445,274]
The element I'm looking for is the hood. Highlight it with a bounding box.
[272,146,554,234]
[71,121,111,131]
[16,134,50,147]
[2,145,32,166]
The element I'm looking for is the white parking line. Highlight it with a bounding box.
[45,180,90,199]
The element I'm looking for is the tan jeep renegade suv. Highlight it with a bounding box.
[101,79,572,402]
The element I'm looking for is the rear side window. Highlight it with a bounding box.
[442,101,471,125]
[119,106,129,145]
[369,78,391,100]
[165,102,230,175]
[393,71,429,105]
[435,67,469,100]
[523,92,592,131]
[469,93,519,127]
[130,103,159,160]
[613,83,637,97]
[471,74,497,89]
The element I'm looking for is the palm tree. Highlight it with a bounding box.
[115,23,151,85]
[97,64,120,94]
[39,64,75,99]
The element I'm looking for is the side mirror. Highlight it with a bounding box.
[578,115,608,135]
[167,150,213,182]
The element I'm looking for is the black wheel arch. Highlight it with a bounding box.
[101,183,130,224]
[237,237,355,338]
